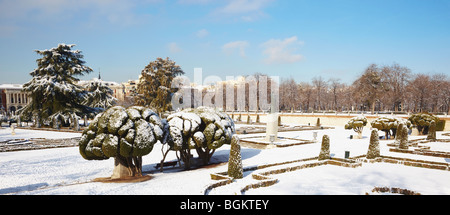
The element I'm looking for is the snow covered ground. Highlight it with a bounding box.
[0,127,81,142]
[0,125,449,195]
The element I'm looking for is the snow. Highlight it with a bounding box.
[245,163,450,195]
[0,128,81,142]
[0,125,449,195]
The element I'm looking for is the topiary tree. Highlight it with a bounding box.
[367,129,380,159]
[409,112,440,135]
[398,123,409,149]
[318,135,330,160]
[427,120,437,140]
[166,106,235,169]
[370,116,411,140]
[228,135,243,179]
[345,116,367,139]
[79,106,165,179]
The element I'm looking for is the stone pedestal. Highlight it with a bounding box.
[265,113,278,142]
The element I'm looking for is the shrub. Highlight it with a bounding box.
[371,116,411,140]
[367,129,380,159]
[345,116,367,138]
[79,106,165,178]
[167,106,235,169]
[318,135,330,160]
[427,120,436,140]
[408,112,440,135]
[228,135,243,179]
[398,123,409,149]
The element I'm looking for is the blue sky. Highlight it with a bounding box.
[0,0,449,85]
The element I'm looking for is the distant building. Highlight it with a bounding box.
[0,84,31,116]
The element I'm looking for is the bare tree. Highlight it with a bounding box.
[353,64,384,113]
[381,63,411,112]
[329,78,344,111]
[299,82,313,112]
[430,73,448,113]
[312,76,328,111]
[405,73,432,112]
[280,77,299,111]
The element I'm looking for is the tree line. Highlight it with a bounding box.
[279,63,450,114]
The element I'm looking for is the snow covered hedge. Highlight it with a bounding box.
[408,112,440,135]
[370,116,411,139]
[79,106,165,177]
[166,106,235,169]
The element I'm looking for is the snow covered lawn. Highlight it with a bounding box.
[245,163,450,195]
[0,126,449,195]
[0,127,81,142]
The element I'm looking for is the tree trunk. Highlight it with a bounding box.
[111,155,143,179]
[180,149,191,170]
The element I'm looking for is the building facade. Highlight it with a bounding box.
[0,84,31,116]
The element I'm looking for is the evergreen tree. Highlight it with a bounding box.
[367,129,381,159]
[135,57,184,113]
[228,135,243,179]
[20,44,94,127]
[427,120,437,140]
[318,135,330,160]
[398,124,409,149]
[83,79,117,110]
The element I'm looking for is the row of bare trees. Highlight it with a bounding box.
[279,63,450,114]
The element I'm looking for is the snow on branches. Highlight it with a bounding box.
[21,44,95,126]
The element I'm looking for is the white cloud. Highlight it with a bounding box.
[196,29,209,38]
[168,42,182,53]
[261,36,304,64]
[222,41,249,58]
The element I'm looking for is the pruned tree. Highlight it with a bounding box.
[408,112,440,135]
[318,135,330,160]
[397,123,409,149]
[367,129,380,159]
[79,106,165,178]
[427,120,437,140]
[166,106,235,169]
[345,116,368,138]
[228,135,243,179]
[371,116,411,140]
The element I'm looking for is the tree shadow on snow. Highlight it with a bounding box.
[0,182,49,195]
[142,147,261,174]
